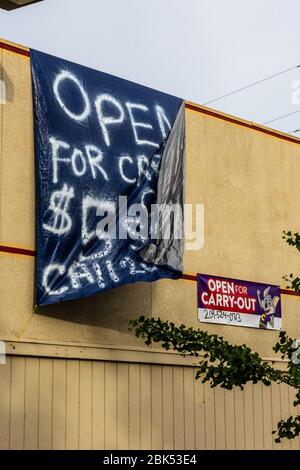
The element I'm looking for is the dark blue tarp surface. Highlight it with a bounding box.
[31,49,184,306]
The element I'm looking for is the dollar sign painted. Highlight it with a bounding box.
[43,184,75,235]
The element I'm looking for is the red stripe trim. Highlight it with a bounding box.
[0,245,36,256]
[0,41,30,57]
[181,273,197,281]
[0,245,298,297]
[280,288,299,297]
[185,103,300,145]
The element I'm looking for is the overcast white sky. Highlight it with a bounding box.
[1,0,300,134]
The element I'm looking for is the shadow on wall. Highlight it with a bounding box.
[0,64,14,102]
[35,281,152,333]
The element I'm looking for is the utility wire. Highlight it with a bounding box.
[262,109,300,125]
[203,64,300,106]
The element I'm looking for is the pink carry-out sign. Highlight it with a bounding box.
[197,273,282,330]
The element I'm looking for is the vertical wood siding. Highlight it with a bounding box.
[0,355,299,450]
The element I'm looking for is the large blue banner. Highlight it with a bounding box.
[31,50,184,306]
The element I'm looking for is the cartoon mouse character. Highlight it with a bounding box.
[257,287,280,328]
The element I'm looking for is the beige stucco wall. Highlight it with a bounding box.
[1,42,300,359]
[2,37,300,451]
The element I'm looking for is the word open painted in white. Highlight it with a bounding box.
[53,70,170,148]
